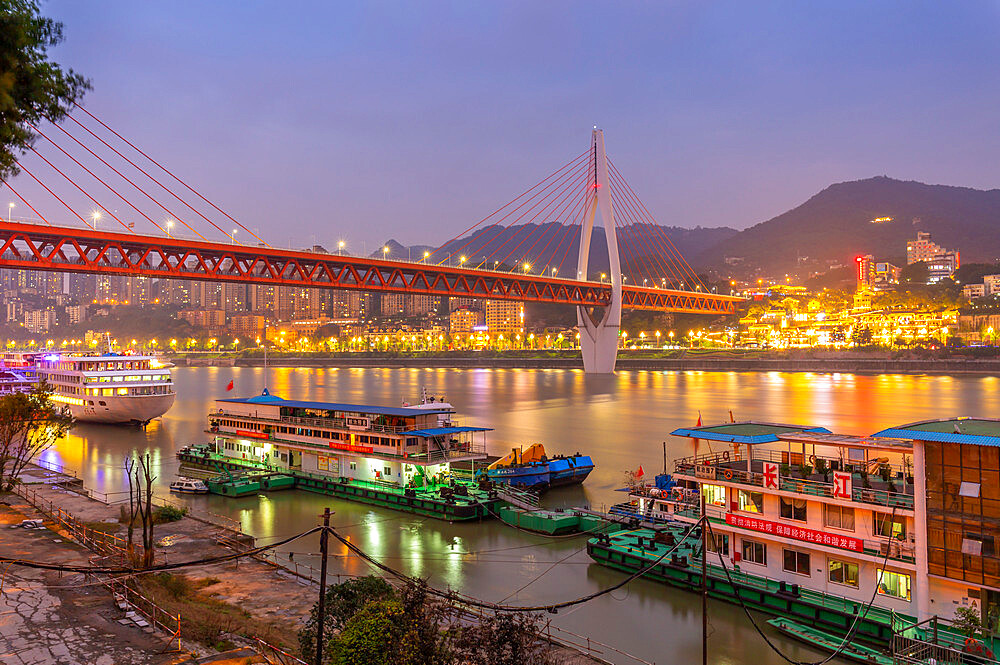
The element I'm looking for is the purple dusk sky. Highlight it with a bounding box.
[12,2,1000,251]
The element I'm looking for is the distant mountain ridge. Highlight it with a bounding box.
[695,176,1000,272]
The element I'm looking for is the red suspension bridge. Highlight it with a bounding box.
[0,110,740,371]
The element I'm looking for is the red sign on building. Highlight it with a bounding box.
[329,441,374,454]
[725,513,862,552]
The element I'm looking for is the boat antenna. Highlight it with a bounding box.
[263,320,269,393]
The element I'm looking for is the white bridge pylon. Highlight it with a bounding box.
[577,129,623,374]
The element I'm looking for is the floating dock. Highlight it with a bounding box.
[177,447,502,521]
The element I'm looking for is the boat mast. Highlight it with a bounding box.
[701,492,708,665]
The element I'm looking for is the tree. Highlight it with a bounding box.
[0,381,73,491]
[0,1,90,178]
[299,575,397,664]
[123,452,157,568]
[899,261,929,285]
[455,612,553,665]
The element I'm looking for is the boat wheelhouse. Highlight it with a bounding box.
[207,389,490,489]
[35,352,175,424]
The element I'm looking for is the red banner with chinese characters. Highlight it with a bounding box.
[329,441,374,454]
[725,513,862,552]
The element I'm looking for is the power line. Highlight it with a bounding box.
[325,517,705,613]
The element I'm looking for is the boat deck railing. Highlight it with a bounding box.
[674,458,914,510]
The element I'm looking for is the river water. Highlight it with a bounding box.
[40,367,1000,664]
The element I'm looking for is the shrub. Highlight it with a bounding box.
[153,504,187,523]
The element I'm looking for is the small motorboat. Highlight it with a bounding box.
[169,477,209,494]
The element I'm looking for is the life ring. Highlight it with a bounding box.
[809,454,816,465]
[723,451,730,461]
[723,469,734,481]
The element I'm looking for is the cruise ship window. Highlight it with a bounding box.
[782,549,810,576]
[824,504,855,531]
[780,497,807,521]
[828,559,859,588]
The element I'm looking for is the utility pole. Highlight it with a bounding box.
[701,494,708,665]
[314,507,331,665]
[662,441,667,476]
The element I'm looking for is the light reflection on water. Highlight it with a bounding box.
[43,366,1000,665]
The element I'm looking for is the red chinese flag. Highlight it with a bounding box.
[225,380,234,392]
[696,412,702,427]
[636,465,644,478]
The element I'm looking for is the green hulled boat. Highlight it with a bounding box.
[497,506,619,536]
[766,618,893,664]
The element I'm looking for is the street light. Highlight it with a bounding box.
[600,272,607,283]
[423,251,430,263]
[552,267,557,276]
[91,210,101,230]
[523,262,531,273]
[166,220,174,237]
[459,255,467,267]
[231,229,238,244]
[7,202,14,222]
[383,245,389,259]
[338,240,345,255]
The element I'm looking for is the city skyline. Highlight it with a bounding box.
[9,1,997,252]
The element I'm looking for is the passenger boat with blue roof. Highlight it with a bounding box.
[177,389,502,520]
[587,417,1000,663]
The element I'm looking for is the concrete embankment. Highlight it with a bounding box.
[171,355,1000,374]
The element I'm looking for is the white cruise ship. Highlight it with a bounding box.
[35,352,176,425]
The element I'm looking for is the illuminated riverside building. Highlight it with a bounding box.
[670,417,1000,631]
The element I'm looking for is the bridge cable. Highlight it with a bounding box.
[430,148,588,264]
[608,168,688,287]
[479,158,590,269]
[609,161,706,290]
[435,150,590,266]
[488,166,590,271]
[35,121,198,238]
[72,105,269,246]
[610,184,685,287]
[24,144,137,234]
[12,160,95,229]
[2,180,52,226]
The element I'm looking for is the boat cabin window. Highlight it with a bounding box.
[741,539,766,566]
[780,496,807,521]
[824,504,855,531]
[828,559,859,588]
[737,490,764,514]
[876,570,911,600]
[707,533,729,556]
[782,549,810,576]
[701,484,726,507]
[873,512,906,539]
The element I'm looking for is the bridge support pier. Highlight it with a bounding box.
[577,129,622,374]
